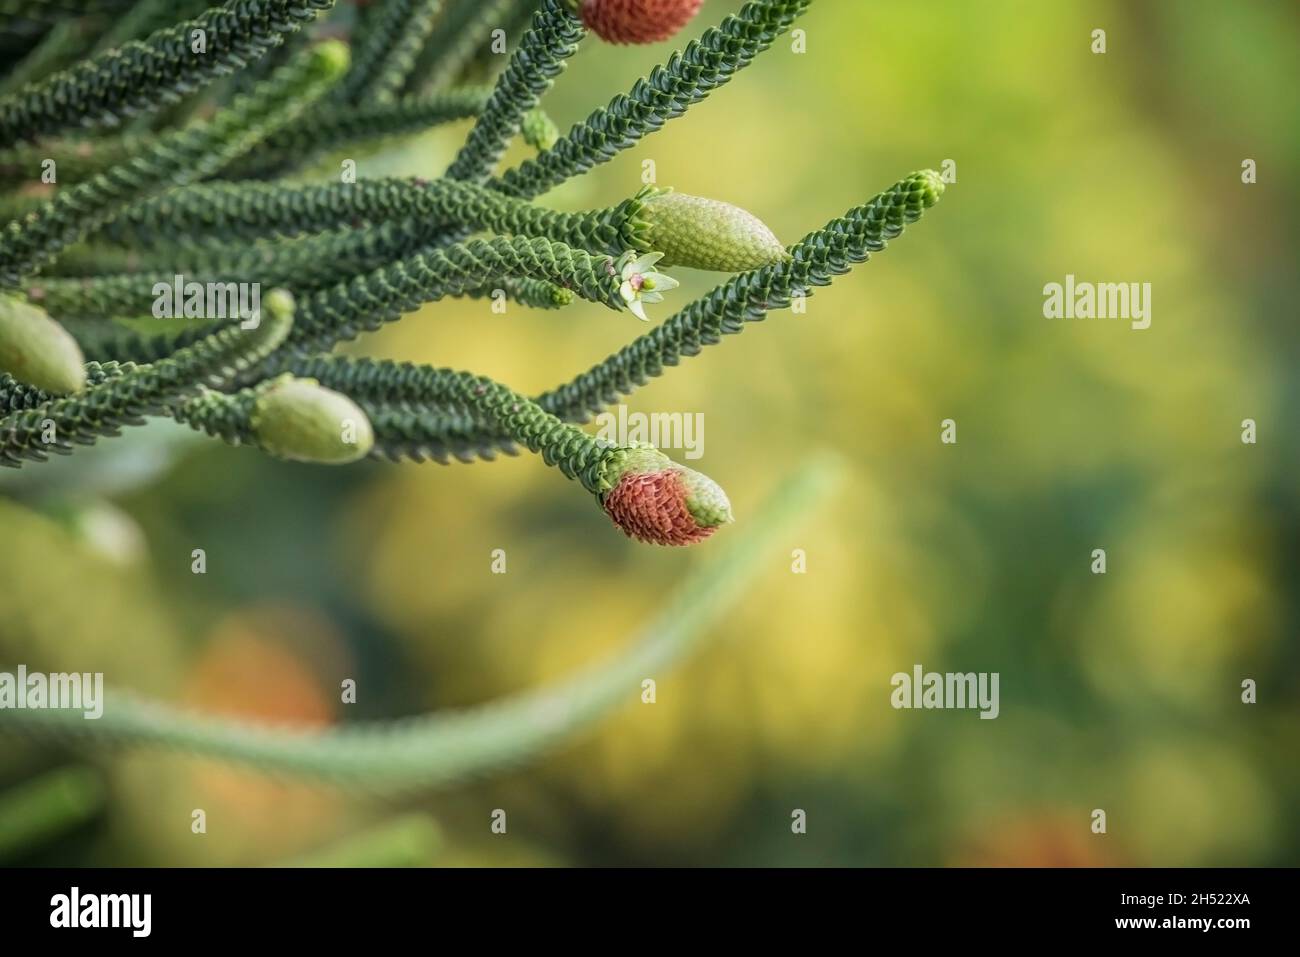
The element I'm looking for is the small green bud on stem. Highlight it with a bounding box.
[252,377,375,465]
[0,294,86,394]
[521,108,561,152]
[307,39,352,80]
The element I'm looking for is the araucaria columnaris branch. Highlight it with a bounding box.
[0,0,948,550]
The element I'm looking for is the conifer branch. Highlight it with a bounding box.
[221,86,492,178]
[443,0,585,184]
[0,88,490,187]
[0,1,962,793]
[287,171,946,455]
[285,353,733,545]
[0,0,338,143]
[0,287,294,466]
[406,0,520,94]
[0,0,943,557]
[0,40,350,286]
[335,0,445,104]
[289,357,608,488]
[362,401,520,464]
[0,358,127,413]
[279,234,631,353]
[490,0,810,199]
[0,1,131,25]
[84,178,784,280]
[100,176,637,249]
[27,219,444,311]
[89,0,209,57]
[531,170,944,421]
[0,17,97,99]
[50,232,640,365]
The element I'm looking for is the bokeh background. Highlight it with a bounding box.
[1,0,1297,866]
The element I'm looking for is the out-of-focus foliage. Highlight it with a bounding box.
[1,0,1296,866]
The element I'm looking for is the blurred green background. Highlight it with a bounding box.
[1,0,1297,867]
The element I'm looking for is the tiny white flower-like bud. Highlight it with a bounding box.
[617,250,680,321]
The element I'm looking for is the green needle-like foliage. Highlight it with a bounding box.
[291,355,619,489]
[0,0,338,143]
[30,219,444,304]
[491,0,811,199]
[89,0,210,56]
[273,234,627,354]
[267,172,945,457]
[99,176,649,251]
[0,0,945,553]
[63,233,632,361]
[2,2,130,16]
[0,0,953,798]
[0,17,97,100]
[534,171,946,422]
[24,182,670,308]
[0,286,294,465]
[0,88,490,185]
[0,133,142,185]
[1,358,130,414]
[101,178,455,244]
[406,0,520,94]
[0,1,131,26]
[0,40,350,285]
[362,401,520,464]
[223,86,492,178]
[335,0,445,104]
[33,181,782,310]
[443,0,585,184]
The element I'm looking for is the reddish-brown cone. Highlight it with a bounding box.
[580,0,705,45]
[604,469,716,545]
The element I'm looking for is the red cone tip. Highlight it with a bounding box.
[601,450,732,546]
[580,0,706,45]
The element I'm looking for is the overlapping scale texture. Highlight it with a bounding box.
[580,0,705,45]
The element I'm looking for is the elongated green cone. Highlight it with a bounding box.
[252,377,375,465]
[0,294,85,394]
[641,190,788,271]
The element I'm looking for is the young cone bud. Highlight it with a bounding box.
[642,191,787,271]
[252,377,375,465]
[0,294,86,394]
[260,287,296,338]
[305,39,352,81]
[521,108,561,152]
[599,447,733,546]
[578,0,705,45]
